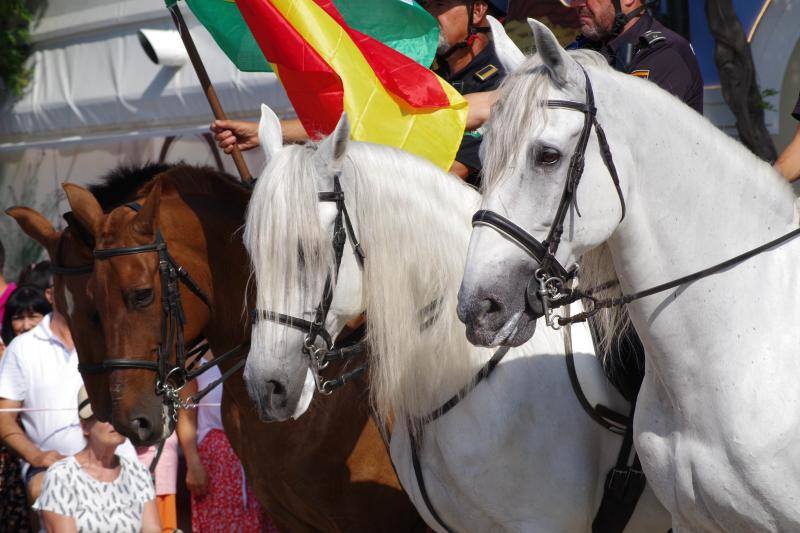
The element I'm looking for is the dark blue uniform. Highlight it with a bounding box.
[434,41,507,187]
[572,13,704,114]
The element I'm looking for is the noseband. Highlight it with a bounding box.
[472,66,626,328]
[57,203,246,412]
[251,172,369,395]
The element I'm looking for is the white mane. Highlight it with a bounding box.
[246,140,493,434]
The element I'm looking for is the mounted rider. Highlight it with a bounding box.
[563,0,703,113]
[419,0,509,186]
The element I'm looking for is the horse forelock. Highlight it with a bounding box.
[482,49,611,196]
[245,144,336,378]
[247,139,489,433]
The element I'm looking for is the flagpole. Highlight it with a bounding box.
[167,1,253,184]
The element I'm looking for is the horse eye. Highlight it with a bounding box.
[128,288,154,309]
[536,148,561,166]
[90,312,101,326]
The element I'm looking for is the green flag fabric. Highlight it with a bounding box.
[183,0,439,72]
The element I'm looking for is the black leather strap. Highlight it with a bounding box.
[50,263,93,275]
[591,404,646,533]
[472,211,571,279]
[78,359,160,374]
[421,346,509,424]
[563,225,800,326]
[93,242,165,258]
[250,310,334,348]
[562,323,628,435]
[410,432,456,533]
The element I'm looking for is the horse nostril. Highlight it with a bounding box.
[267,380,286,397]
[130,416,153,442]
[479,298,502,316]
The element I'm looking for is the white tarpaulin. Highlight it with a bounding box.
[0,0,280,278]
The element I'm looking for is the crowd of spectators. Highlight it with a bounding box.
[0,238,270,532]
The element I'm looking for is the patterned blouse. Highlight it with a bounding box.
[33,455,155,532]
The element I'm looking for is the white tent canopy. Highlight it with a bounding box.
[0,0,291,150]
[0,0,283,277]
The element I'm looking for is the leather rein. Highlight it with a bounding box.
[472,65,800,329]
[251,172,369,395]
[55,203,246,413]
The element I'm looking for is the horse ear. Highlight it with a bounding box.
[488,15,525,72]
[528,18,579,87]
[5,207,60,251]
[131,180,163,237]
[63,183,104,237]
[63,212,95,248]
[315,113,350,173]
[259,103,283,165]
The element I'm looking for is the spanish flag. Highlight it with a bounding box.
[236,0,468,170]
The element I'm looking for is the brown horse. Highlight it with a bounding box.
[9,164,425,532]
[5,164,174,424]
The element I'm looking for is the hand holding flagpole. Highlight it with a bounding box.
[166,0,253,184]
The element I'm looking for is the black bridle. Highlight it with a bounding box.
[251,173,369,395]
[57,204,246,412]
[473,66,800,329]
[473,66,626,327]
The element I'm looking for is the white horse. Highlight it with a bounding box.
[243,104,669,532]
[458,19,800,532]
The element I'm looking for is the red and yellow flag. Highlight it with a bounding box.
[236,0,468,170]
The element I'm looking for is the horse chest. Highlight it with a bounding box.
[390,360,608,532]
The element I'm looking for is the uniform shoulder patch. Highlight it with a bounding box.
[639,30,666,47]
[630,69,650,79]
[474,64,499,82]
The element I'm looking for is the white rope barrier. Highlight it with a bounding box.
[0,403,222,413]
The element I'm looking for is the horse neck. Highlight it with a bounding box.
[346,144,494,426]
[163,175,253,351]
[597,71,798,374]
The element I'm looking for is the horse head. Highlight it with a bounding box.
[458,19,630,347]
[244,106,364,422]
[63,178,211,445]
[6,207,114,423]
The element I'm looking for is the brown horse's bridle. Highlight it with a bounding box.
[251,172,369,395]
[55,203,246,413]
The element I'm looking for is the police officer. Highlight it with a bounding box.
[420,0,509,186]
[564,0,703,113]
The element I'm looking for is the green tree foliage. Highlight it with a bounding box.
[0,0,34,99]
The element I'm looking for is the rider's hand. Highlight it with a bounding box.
[210,119,260,154]
[185,457,209,497]
[31,450,65,468]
